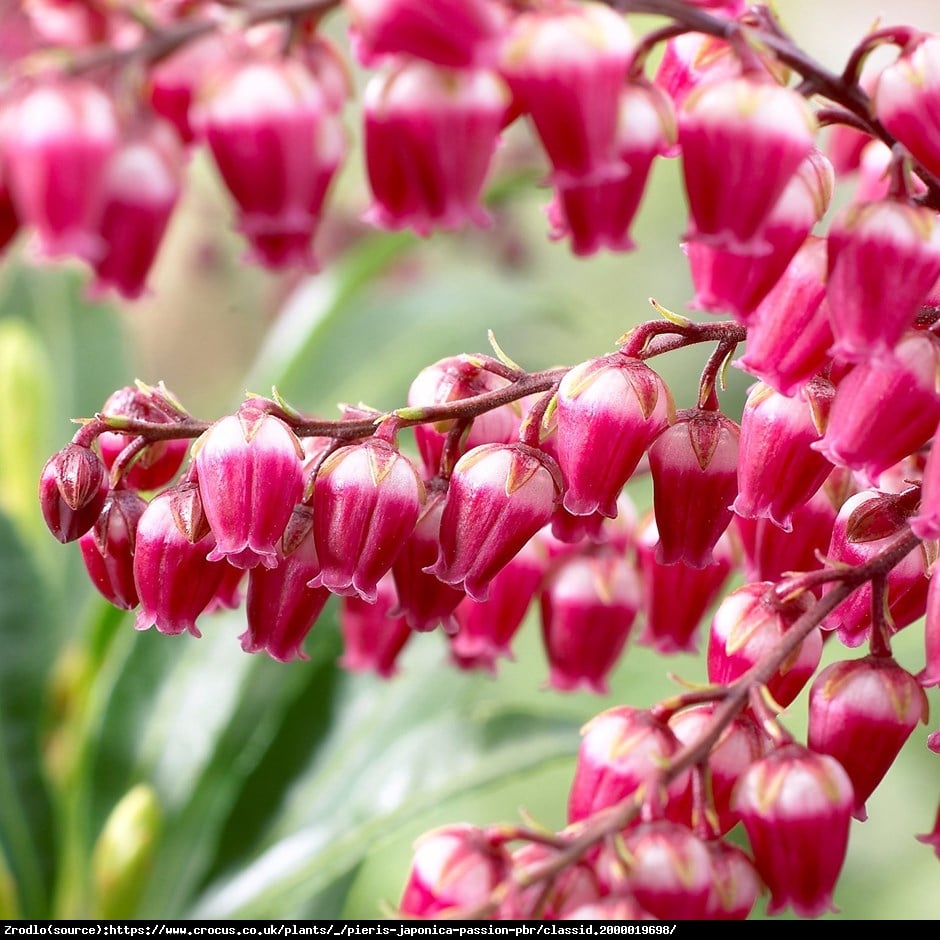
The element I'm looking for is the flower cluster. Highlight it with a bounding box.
[27,0,940,923]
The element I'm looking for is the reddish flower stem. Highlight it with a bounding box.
[454,527,922,919]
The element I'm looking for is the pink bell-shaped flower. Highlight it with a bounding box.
[195,405,304,570]
[198,54,346,269]
[732,743,854,918]
[91,118,184,300]
[539,547,641,694]
[499,1,635,184]
[735,484,839,584]
[554,354,673,518]
[449,532,546,672]
[148,32,228,144]
[2,76,118,261]
[78,489,147,610]
[735,237,835,396]
[391,485,466,634]
[363,60,508,236]
[648,407,740,568]
[310,437,424,602]
[910,424,940,539]
[917,802,940,859]
[133,484,226,637]
[815,333,940,487]
[39,443,110,544]
[654,31,740,109]
[809,655,929,820]
[428,442,560,602]
[668,704,765,836]
[399,823,510,917]
[346,0,505,69]
[679,75,816,252]
[567,706,690,824]
[546,81,676,256]
[707,582,821,708]
[921,572,940,688]
[0,163,19,256]
[97,383,190,492]
[636,516,734,654]
[339,573,413,679]
[498,842,602,919]
[826,197,940,363]
[733,379,835,531]
[242,506,332,662]
[687,150,833,323]
[703,840,762,921]
[820,489,927,647]
[620,821,714,920]
[407,354,518,478]
[874,35,940,181]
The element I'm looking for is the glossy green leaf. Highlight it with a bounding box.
[188,634,579,920]
[0,509,56,918]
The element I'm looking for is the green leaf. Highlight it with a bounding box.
[0,509,56,918]
[188,636,579,920]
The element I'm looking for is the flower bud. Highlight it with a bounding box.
[97,384,189,492]
[399,823,509,917]
[648,408,740,568]
[707,582,821,707]
[79,489,147,610]
[363,61,508,236]
[39,443,109,543]
[539,547,641,694]
[195,405,304,570]
[910,424,940,539]
[733,744,853,917]
[429,442,559,602]
[809,656,928,820]
[555,354,672,518]
[310,438,424,602]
